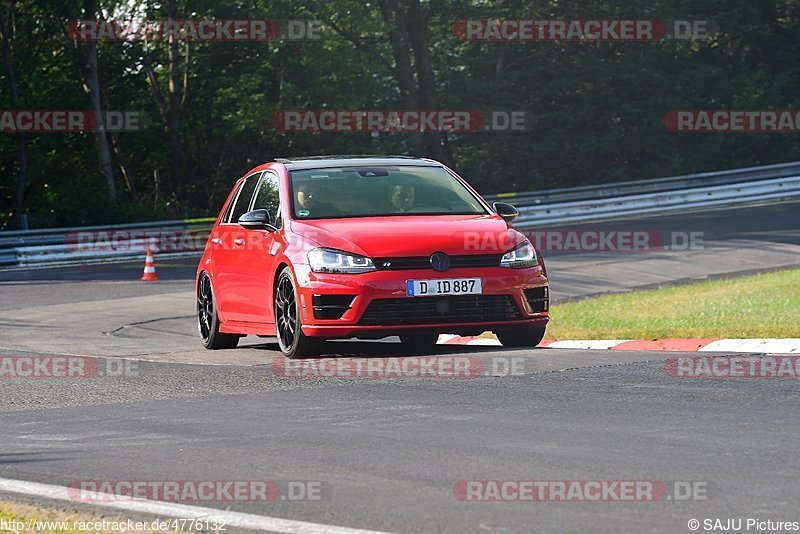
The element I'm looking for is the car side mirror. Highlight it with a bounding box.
[493,202,519,224]
[238,209,275,231]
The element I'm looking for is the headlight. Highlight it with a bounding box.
[500,240,538,268]
[308,248,376,274]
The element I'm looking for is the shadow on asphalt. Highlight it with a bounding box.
[244,338,517,358]
[0,452,77,466]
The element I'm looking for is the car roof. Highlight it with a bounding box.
[274,155,442,170]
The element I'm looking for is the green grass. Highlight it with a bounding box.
[545,268,800,340]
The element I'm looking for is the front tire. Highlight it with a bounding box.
[198,274,240,350]
[275,267,323,358]
[496,326,546,348]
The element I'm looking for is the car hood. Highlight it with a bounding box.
[290,214,526,258]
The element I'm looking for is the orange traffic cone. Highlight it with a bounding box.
[140,248,159,281]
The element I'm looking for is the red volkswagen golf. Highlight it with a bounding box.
[197,156,549,357]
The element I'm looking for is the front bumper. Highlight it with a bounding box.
[293,264,549,339]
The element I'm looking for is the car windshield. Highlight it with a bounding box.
[290,165,486,219]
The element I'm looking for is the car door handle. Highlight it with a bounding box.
[233,238,245,246]
[211,238,222,245]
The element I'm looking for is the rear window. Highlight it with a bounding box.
[289,166,486,220]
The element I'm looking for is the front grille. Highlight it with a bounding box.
[373,254,502,271]
[312,295,355,320]
[358,294,522,325]
[524,286,549,313]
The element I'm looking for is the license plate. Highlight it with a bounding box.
[406,278,482,297]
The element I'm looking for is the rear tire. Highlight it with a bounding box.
[275,267,323,358]
[198,274,240,350]
[399,333,440,351]
[496,326,546,348]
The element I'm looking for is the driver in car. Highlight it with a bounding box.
[388,182,417,212]
[295,181,338,217]
[296,182,319,210]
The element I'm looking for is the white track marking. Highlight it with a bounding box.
[438,334,501,346]
[544,340,630,350]
[0,477,395,534]
[463,337,502,346]
[436,334,456,344]
[699,338,800,354]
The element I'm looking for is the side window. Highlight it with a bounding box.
[252,172,281,226]
[228,172,262,223]
[220,182,243,223]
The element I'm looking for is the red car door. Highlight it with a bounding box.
[205,179,241,320]
[236,171,283,324]
[213,171,262,323]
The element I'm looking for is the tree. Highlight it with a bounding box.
[0,0,27,228]
[140,0,191,202]
[81,0,116,204]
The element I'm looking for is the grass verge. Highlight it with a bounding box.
[0,500,156,533]
[545,268,800,340]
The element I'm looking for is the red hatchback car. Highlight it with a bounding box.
[197,156,549,357]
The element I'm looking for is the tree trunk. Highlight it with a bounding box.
[165,0,189,195]
[100,87,134,195]
[82,0,116,204]
[141,0,190,200]
[405,0,451,164]
[109,130,134,194]
[377,0,425,155]
[0,2,28,229]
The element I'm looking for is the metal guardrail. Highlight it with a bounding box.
[2,161,800,269]
[512,175,800,228]
[483,161,800,228]
[0,250,17,267]
[0,217,215,248]
[484,160,800,207]
[0,218,215,269]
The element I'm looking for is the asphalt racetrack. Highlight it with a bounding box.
[0,201,799,533]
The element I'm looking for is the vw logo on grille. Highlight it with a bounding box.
[430,252,451,272]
